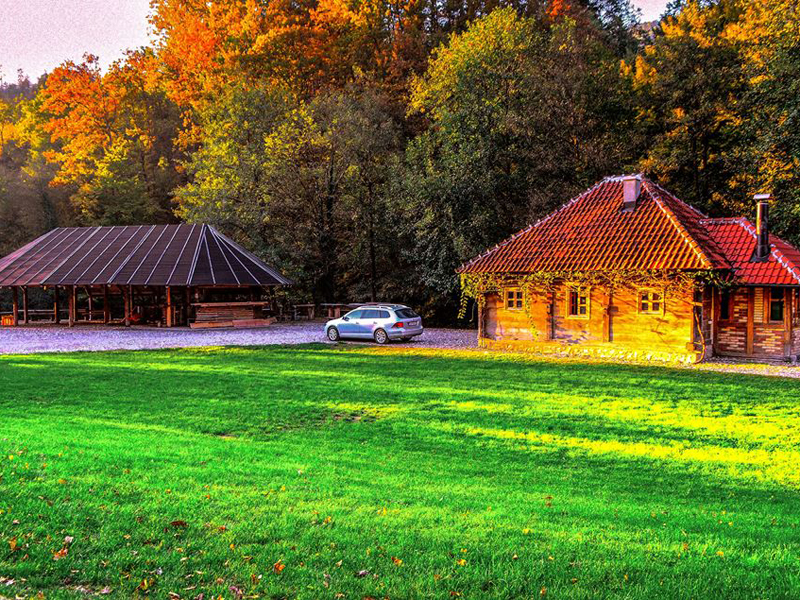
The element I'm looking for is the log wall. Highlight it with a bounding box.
[482,282,697,361]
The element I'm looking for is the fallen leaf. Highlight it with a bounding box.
[8,537,17,552]
[64,536,74,545]
[228,585,243,599]
[273,560,285,573]
[99,587,112,595]
[355,569,369,578]
[53,547,68,561]
[171,521,189,528]
[391,556,403,566]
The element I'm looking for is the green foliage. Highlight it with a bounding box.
[177,86,403,303]
[399,8,637,304]
[1,345,800,598]
[630,0,748,214]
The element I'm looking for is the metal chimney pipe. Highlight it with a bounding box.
[754,193,771,260]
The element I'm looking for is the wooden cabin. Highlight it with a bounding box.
[0,224,292,328]
[459,175,800,363]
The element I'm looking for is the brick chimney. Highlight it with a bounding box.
[621,175,642,212]
[754,193,772,261]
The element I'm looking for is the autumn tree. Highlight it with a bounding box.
[34,52,183,224]
[729,0,800,242]
[630,0,748,214]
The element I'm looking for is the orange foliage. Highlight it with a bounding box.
[38,51,162,186]
[149,0,428,116]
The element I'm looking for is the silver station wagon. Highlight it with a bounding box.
[324,304,423,344]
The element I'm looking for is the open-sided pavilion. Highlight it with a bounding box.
[0,224,292,328]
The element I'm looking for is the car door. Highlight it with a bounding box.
[338,310,363,336]
[358,309,380,337]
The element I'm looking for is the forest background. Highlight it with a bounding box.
[1,0,798,321]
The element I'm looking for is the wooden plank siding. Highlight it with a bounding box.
[481,283,699,362]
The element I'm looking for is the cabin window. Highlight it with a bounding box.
[505,289,524,310]
[769,288,785,322]
[567,287,589,319]
[719,289,731,321]
[639,289,664,315]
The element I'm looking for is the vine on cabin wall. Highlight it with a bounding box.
[459,269,737,336]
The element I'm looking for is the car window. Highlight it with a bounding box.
[378,310,390,319]
[363,309,381,319]
[395,308,418,319]
[346,310,363,319]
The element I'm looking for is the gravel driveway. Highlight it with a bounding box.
[0,321,477,355]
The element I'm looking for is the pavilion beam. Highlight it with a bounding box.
[22,286,29,324]
[103,285,110,324]
[186,286,192,326]
[166,286,173,327]
[68,286,76,327]
[124,285,131,327]
[54,285,60,324]
[11,287,19,326]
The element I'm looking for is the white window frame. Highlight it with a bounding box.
[566,286,590,320]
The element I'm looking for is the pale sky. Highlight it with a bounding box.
[0,0,671,82]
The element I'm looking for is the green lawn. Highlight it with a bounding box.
[1,345,799,599]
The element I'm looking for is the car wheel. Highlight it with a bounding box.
[373,328,388,344]
[327,327,340,342]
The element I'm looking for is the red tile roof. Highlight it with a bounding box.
[459,175,800,286]
[701,218,800,286]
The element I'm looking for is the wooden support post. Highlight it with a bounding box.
[54,285,60,324]
[87,289,93,321]
[785,288,793,358]
[11,287,19,326]
[22,286,29,324]
[477,297,484,341]
[711,287,718,357]
[746,288,755,356]
[103,286,110,324]
[124,286,131,327]
[166,286,173,327]
[68,286,76,327]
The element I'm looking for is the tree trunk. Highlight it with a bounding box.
[321,147,338,302]
[368,187,377,302]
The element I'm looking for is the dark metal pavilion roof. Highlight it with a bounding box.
[0,224,293,287]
